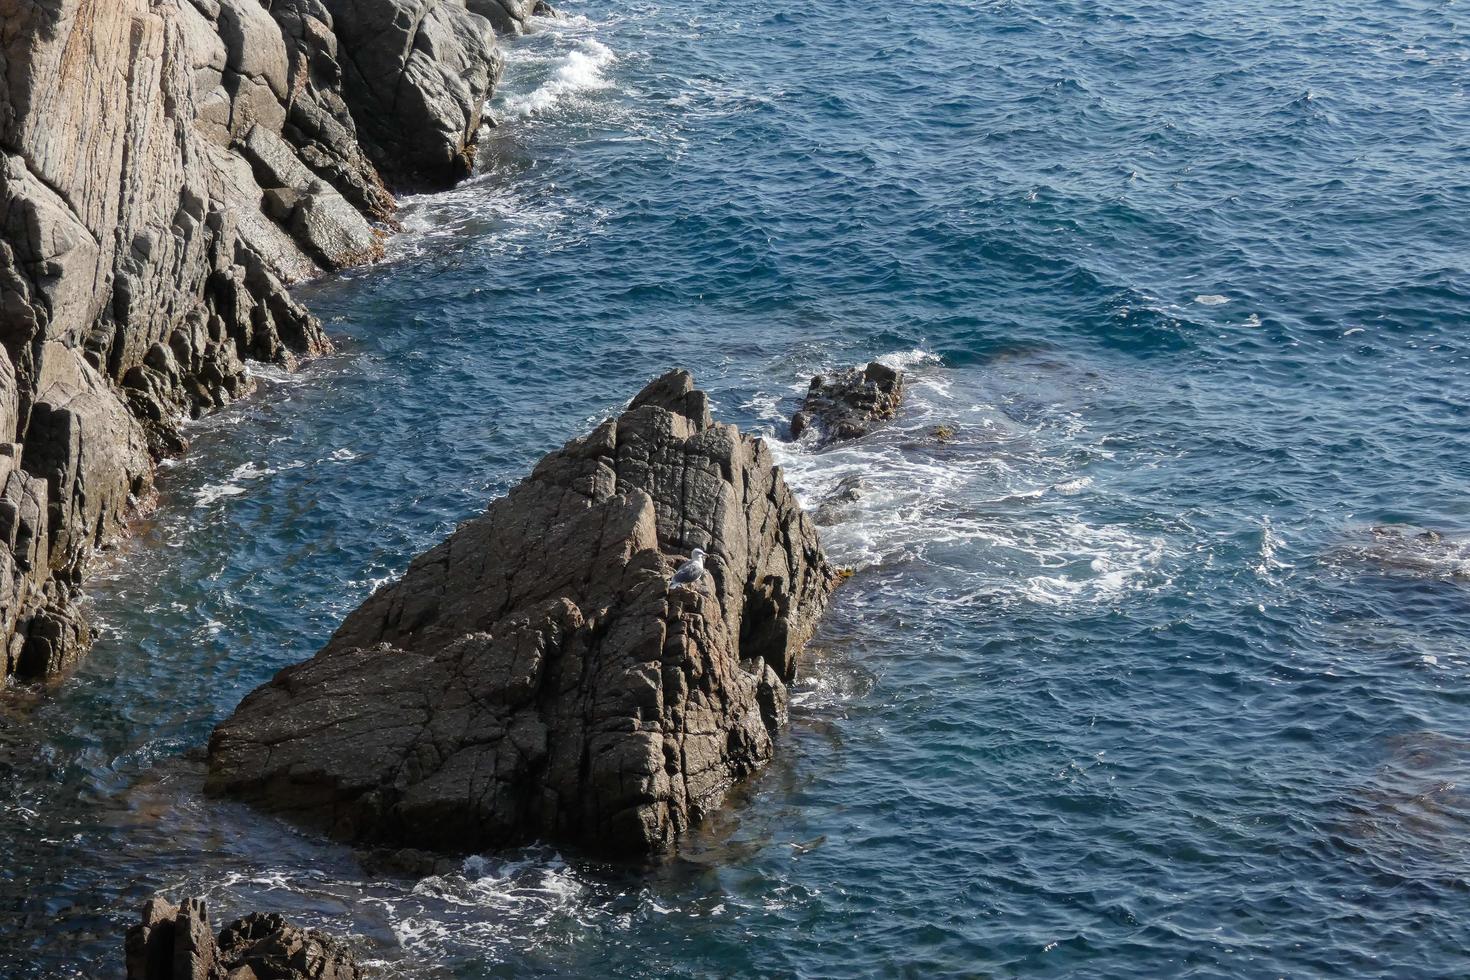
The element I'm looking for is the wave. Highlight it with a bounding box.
[500,38,617,119]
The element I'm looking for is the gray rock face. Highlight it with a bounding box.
[322,0,502,190]
[790,361,905,444]
[0,0,502,683]
[468,0,539,35]
[208,371,835,856]
[125,895,363,980]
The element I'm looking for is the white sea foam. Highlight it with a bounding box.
[501,39,617,118]
[230,461,275,481]
[1254,516,1293,579]
[243,361,308,387]
[193,483,246,508]
[381,851,609,959]
[765,350,1179,610]
[876,348,943,372]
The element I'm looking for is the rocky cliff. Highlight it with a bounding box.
[207,370,836,856]
[0,0,534,684]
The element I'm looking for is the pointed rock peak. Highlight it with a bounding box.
[629,369,711,428]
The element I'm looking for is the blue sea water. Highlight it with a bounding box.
[4,0,1470,974]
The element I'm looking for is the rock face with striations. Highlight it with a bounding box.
[790,361,905,445]
[208,371,835,855]
[125,895,363,980]
[0,0,501,683]
[318,0,504,190]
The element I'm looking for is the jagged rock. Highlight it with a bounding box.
[322,0,502,190]
[790,361,905,445]
[0,0,502,682]
[289,186,383,270]
[125,896,363,980]
[208,371,835,856]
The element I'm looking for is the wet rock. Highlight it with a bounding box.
[0,0,503,682]
[813,474,865,527]
[209,371,836,856]
[124,895,363,980]
[1337,524,1470,580]
[790,361,904,445]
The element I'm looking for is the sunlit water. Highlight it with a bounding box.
[4,1,1470,974]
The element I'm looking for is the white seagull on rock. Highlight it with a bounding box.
[669,548,714,589]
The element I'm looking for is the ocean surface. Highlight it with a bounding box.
[5,0,1470,974]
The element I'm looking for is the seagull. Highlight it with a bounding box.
[669,548,713,589]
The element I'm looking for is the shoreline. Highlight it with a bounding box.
[0,0,546,689]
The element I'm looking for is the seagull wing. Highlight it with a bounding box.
[669,560,702,585]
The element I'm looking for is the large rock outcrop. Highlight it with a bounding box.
[125,896,363,980]
[208,371,836,856]
[0,0,502,683]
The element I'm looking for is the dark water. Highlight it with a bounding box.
[6,0,1470,974]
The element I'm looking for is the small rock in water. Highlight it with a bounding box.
[1340,524,1470,580]
[814,474,866,527]
[790,361,905,445]
[124,896,362,980]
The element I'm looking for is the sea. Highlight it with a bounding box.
[3,0,1470,975]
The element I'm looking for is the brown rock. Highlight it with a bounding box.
[124,896,363,980]
[790,361,905,445]
[208,371,835,855]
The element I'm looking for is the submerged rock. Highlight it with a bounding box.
[1335,524,1470,580]
[813,474,866,527]
[124,896,362,980]
[208,371,835,856]
[790,361,905,445]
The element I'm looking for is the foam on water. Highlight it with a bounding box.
[766,353,1176,609]
[496,12,619,122]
